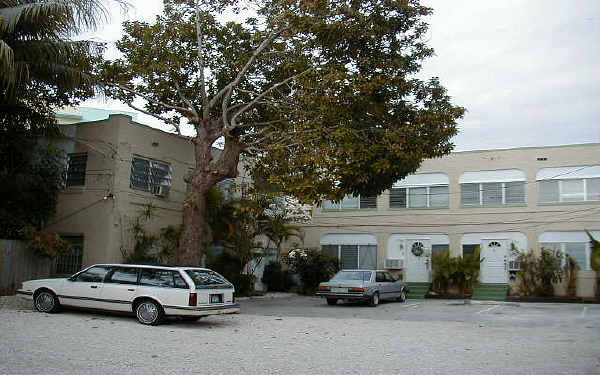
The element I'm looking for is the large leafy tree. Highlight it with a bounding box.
[0,0,119,236]
[1,0,111,91]
[0,93,65,238]
[102,0,465,265]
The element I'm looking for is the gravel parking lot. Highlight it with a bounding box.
[1,295,599,375]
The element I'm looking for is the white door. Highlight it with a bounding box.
[60,265,111,308]
[99,267,140,312]
[405,240,431,282]
[480,239,508,283]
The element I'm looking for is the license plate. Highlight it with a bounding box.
[210,294,223,303]
[332,287,346,293]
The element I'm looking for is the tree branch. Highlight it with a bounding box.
[125,101,182,135]
[228,68,312,130]
[208,27,288,112]
[174,81,198,120]
[195,3,208,118]
[243,125,338,150]
[107,83,190,114]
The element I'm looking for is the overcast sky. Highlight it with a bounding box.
[84,0,600,151]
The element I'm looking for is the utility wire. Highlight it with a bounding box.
[305,207,600,229]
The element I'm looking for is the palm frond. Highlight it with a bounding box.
[0,38,14,78]
[0,0,111,35]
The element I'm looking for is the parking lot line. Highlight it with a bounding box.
[580,306,587,318]
[406,303,420,309]
[477,305,500,315]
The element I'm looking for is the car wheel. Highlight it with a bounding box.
[398,290,407,303]
[135,299,164,325]
[34,289,60,313]
[326,298,338,306]
[369,292,379,307]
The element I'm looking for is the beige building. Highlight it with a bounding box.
[301,143,600,297]
[49,111,599,297]
[50,112,211,274]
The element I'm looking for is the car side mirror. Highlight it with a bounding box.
[67,276,76,281]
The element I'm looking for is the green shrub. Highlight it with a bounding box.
[566,256,579,298]
[586,231,600,299]
[515,249,563,297]
[431,250,482,294]
[261,261,295,292]
[284,248,339,295]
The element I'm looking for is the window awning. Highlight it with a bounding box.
[320,234,377,246]
[393,173,449,188]
[536,165,600,181]
[539,231,600,243]
[459,169,526,184]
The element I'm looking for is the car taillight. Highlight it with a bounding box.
[232,293,235,303]
[318,285,330,291]
[188,293,197,306]
[348,287,365,292]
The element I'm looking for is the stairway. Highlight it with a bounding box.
[405,282,431,299]
[471,283,508,301]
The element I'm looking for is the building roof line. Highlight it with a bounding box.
[451,142,600,154]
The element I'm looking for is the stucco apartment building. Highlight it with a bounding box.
[50,110,208,274]
[50,109,599,297]
[301,143,600,297]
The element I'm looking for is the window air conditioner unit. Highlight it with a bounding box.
[151,185,170,197]
[385,259,403,269]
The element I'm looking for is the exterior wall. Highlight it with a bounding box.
[47,114,196,269]
[301,143,600,297]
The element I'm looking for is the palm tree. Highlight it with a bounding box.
[0,0,121,97]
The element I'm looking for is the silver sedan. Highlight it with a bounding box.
[316,270,408,306]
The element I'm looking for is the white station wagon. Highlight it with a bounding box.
[17,264,240,325]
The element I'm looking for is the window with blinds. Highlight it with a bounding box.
[538,178,600,203]
[389,188,407,208]
[323,195,377,210]
[321,244,377,270]
[130,156,172,192]
[390,186,448,208]
[461,182,525,206]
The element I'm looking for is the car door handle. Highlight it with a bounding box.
[127,289,135,291]
[90,285,98,289]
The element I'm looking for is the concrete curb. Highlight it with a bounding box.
[447,299,520,307]
[236,292,297,301]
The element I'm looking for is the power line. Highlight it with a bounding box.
[305,207,600,229]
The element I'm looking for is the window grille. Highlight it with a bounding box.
[130,156,172,192]
[55,236,83,275]
[66,153,87,186]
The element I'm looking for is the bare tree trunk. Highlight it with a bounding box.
[177,130,244,266]
[179,184,211,266]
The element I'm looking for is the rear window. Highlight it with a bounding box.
[331,271,372,282]
[185,270,231,288]
[139,269,189,289]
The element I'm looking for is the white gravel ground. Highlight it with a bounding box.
[1,296,599,375]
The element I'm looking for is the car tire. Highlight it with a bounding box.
[33,289,60,313]
[326,298,338,306]
[135,299,164,325]
[369,292,379,307]
[398,290,407,303]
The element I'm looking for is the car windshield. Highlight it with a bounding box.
[331,271,372,282]
[185,270,231,287]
